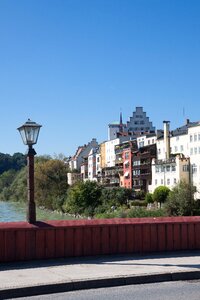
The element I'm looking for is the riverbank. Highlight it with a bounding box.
[0,201,75,222]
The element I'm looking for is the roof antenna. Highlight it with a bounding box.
[119,108,123,132]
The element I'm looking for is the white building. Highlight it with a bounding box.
[69,138,98,171]
[149,155,190,193]
[187,123,200,198]
[87,147,101,181]
[149,120,200,199]
[136,133,157,148]
[104,136,132,167]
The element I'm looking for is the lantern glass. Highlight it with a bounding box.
[18,119,42,146]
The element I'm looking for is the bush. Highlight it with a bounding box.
[153,186,170,207]
[130,200,147,207]
[165,181,196,216]
[134,190,145,200]
[127,207,167,218]
[145,192,154,204]
[63,181,102,217]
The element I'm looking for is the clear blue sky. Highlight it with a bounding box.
[0,0,200,156]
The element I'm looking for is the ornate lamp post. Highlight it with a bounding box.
[17,119,42,223]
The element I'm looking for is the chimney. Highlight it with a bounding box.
[186,118,190,125]
[163,121,170,159]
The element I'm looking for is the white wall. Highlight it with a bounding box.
[188,125,200,198]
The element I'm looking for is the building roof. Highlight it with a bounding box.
[156,120,200,140]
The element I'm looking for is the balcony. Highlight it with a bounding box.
[139,173,151,179]
[154,157,176,165]
[115,158,123,165]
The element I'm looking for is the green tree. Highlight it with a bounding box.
[0,152,26,174]
[165,181,196,216]
[145,192,154,204]
[34,159,69,211]
[2,167,27,202]
[0,169,16,191]
[153,186,170,207]
[63,181,102,217]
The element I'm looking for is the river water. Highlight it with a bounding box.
[0,201,74,222]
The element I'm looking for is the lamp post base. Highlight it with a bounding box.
[27,201,36,224]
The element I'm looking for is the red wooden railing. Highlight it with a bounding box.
[0,217,200,262]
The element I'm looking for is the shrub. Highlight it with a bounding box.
[153,186,170,207]
[145,192,154,204]
[165,181,196,216]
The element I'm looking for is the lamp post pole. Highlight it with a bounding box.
[17,119,42,224]
[27,145,36,223]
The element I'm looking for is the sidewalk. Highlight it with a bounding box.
[0,251,200,299]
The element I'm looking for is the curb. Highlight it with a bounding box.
[1,271,200,299]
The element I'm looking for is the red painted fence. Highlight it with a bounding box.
[0,217,200,262]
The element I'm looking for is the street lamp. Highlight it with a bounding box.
[17,119,42,223]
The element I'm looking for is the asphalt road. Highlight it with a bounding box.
[12,280,200,300]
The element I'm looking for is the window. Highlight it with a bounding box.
[198,133,200,141]
[166,165,170,172]
[172,165,176,172]
[199,147,200,154]
[158,149,161,154]
[167,178,170,185]
[155,166,160,173]
[180,145,184,152]
[190,135,193,142]
[161,179,164,185]
[183,165,189,172]
[174,178,177,184]
[161,166,165,172]
[125,162,129,168]
[125,152,129,159]
[194,147,197,155]
[152,139,154,144]
[194,134,197,142]
[139,141,144,147]
[176,136,179,141]
[155,179,157,185]
[133,170,140,175]
[175,146,178,152]
[190,148,193,155]
[148,140,150,145]
[192,164,197,174]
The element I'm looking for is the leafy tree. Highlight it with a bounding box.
[145,192,154,204]
[0,152,26,174]
[153,186,170,207]
[63,181,102,217]
[0,157,69,213]
[11,152,26,170]
[165,181,196,216]
[0,169,16,191]
[114,187,133,206]
[134,190,145,200]
[2,167,27,202]
[34,159,69,211]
